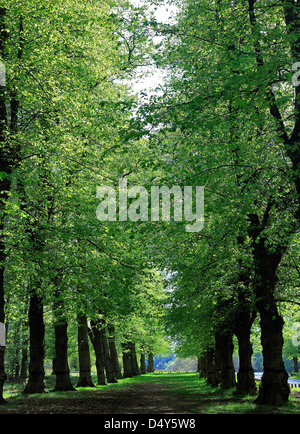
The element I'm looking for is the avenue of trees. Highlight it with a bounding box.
[0,0,300,409]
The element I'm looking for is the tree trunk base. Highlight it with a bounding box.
[23,373,45,394]
[96,373,107,385]
[221,367,236,389]
[235,369,257,395]
[76,378,95,388]
[107,377,118,383]
[53,373,76,391]
[254,370,290,406]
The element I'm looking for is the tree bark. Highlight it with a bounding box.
[129,342,140,376]
[20,343,28,380]
[293,357,299,373]
[255,294,290,406]
[23,291,45,394]
[146,352,155,373]
[122,342,132,378]
[234,305,257,395]
[53,322,75,391]
[203,347,218,386]
[215,331,236,389]
[107,325,122,379]
[235,326,256,395]
[198,357,205,378]
[140,352,146,374]
[88,320,106,385]
[100,322,117,383]
[76,315,94,388]
[248,215,290,405]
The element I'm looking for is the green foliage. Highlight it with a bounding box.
[2,0,300,403]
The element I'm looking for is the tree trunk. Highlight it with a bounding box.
[198,354,206,379]
[15,347,20,379]
[23,292,45,394]
[20,344,28,380]
[0,318,6,403]
[107,325,122,379]
[76,315,94,388]
[293,357,299,373]
[255,298,290,406]
[248,213,290,406]
[129,342,140,376]
[88,320,106,385]
[203,347,218,386]
[52,285,75,391]
[140,352,146,374]
[235,333,256,395]
[100,323,117,383]
[122,342,132,378]
[53,322,75,391]
[215,331,236,389]
[253,251,289,404]
[234,310,257,395]
[146,352,155,373]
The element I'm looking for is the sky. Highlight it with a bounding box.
[128,0,178,96]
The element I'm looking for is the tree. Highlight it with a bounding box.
[134,0,299,405]
[0,0,152,398]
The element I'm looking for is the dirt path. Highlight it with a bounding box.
[1,375,298,414]
[0,381,199,414]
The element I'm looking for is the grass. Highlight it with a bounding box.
[1,372,300,414]
[142,373,300,414]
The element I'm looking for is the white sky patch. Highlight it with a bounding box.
[128,0,178,98]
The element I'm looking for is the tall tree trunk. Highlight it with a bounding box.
[203,347,218,386]
[234,306,257,395]
[235,327,256,395]
[140,351,146,374]
[255,292,290,406]
[53,322,75,391]
[215,331,236,389]
[100,322,117,383]
[20,344,28,380]
[107,325,122,379]
[122,342,132,378]
[15,347,20,379]
[88,320,106,385]
[247,210,290,405]
[23,291,45,394]
[76,315,94,388]
[198,357,205,378]
[293,357,299,373]
[146,352,155,373]
[129,342,140,376]
[52,285,75,391]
